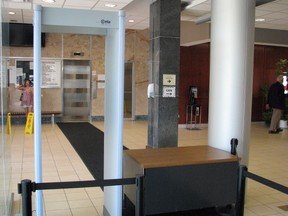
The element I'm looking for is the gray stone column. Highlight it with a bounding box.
[147,0,180,148]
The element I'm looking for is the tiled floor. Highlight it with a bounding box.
[9,121,288,216]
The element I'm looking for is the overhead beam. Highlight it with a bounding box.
[41,7,118,35]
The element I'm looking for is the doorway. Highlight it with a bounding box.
[63,60,91,121]
[124,62,134,119]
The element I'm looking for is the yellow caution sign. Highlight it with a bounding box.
[6,112,11,134]
[24,112,34,134]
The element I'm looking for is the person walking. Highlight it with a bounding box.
[266,75,285,134]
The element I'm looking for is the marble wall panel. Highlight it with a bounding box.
[63,34,91,59]
[91,35,105,116]
[42,33,62,58]
[133,30,149,115]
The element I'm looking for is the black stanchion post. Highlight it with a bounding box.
[18,179,33,216]
[135,175,144,216]
[236,166,247,216]
[230,138,238,156]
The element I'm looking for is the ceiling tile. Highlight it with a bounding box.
[63,0,96,9]
[4,1,32,9]
[267,18,288,25]
[182,9,208,17]
[187,3,211,11]
[257,3,288,12]
[2,0,288,31]
[181,15,196,21]
[264,12,288,19]
[256,9,273,16]
[274,0,288,5]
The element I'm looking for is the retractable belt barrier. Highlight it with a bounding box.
[18,167,288,216]
[18,139,288,216]
[18,176,143,216]
[237,166,288,216]
[244,169,288,194]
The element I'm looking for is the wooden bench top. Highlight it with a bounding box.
[124,146,240,168]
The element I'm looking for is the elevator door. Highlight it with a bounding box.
[63,60,91,121]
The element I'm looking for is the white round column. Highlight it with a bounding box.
[208,0,255,165]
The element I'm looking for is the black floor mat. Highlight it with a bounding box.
[57,122,106,180]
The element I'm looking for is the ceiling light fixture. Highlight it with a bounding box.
[128,19,134,23]
[42,0,55,3]
[9,11,16,15]
[255,18,265,22]
[10,0,31,2]
[105,3,117,8]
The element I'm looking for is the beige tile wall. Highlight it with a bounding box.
[8,29,149,117]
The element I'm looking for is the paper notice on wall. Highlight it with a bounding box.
[8,66,16,85]
[16,68,24,87]
[41,60,61,88]
[29,61,34,70]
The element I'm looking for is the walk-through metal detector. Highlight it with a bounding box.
[33,5,125,216]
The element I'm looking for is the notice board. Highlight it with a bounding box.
[41,60,61,88]
[14,59,61,88]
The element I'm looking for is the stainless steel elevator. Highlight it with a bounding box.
[63,60,91,121]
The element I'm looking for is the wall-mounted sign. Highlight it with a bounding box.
[163,74,176,86]
[163,86,176,97]
[15,59,61,88]
[41,60,61,88]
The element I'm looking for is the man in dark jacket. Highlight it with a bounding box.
[267,75,285,134]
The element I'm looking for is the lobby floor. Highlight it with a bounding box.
[9,121,288,216]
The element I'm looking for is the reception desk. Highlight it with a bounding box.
[123,146,240,215]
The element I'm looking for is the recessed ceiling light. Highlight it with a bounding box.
[42,0,55,3]
[128,19,134,23]
[255,18,265,22]
[105,3,117,8]
[10,0,31,2]
[9,11,16,15]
